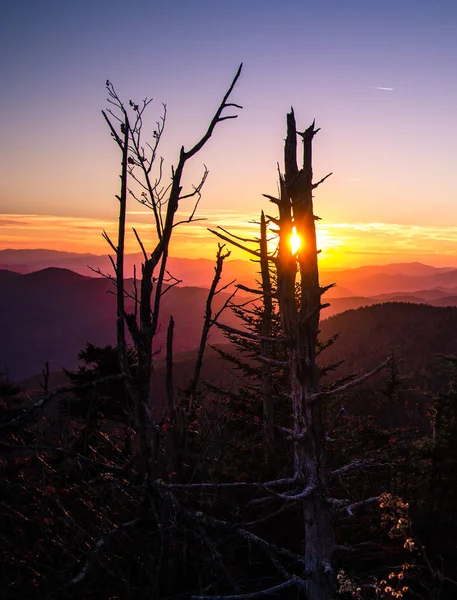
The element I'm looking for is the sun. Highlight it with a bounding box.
[290,226,302,255]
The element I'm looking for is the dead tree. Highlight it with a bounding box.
[189,243,235,399]
[275,111,335,599]
[211,110,390,600]
[102,65,243,479]
[212,111,334,598]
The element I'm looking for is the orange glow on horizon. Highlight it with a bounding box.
[2,213,457,270]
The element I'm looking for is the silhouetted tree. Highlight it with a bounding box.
[211,110,391,600]
[100,66,243,479]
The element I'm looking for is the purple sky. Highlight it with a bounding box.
[2,0,457,265]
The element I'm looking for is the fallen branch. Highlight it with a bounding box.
[191,577,306,600]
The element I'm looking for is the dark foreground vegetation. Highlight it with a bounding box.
[3,306,457,599]
[1,67,457,599]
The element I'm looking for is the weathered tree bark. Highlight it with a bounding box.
[275,110,335,600]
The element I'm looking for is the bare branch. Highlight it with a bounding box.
[339,496,379,517]
[88,265,116,283]
[184,63,243,159]
[212,288,238,324]
[265,214,280,226]
[101,110,123,148]
[312,172,333,189]
[179,166,208,201]
[320,283,336,295]
[262,194,281,205]
[272,484,316,502]
[330,459,367,480]
[208,228,277,263]
[132,227,148,262]
[215,322,285,344]
[217,225,259,244]
[189,244,231,395]
[108,254,117,275]
[214,279,236,295]
[313,358,392,400]
[102,230,118,254]
[183,64,243,160]
[162,476,297,492]
[256,356,288,369]
[235,284,264,295]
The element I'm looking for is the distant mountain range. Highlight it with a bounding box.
[0,267,248,380]
[3,249,457,298]
[0,249,258,290]
[5,251,457,381]
[321,264,457,297]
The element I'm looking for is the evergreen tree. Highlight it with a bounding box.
[63,343,137,454]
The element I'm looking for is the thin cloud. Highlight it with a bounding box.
[374,86,394,91]
[4,213,457,266]
[0,218,30,226]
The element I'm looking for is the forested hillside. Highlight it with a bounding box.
[321,302,457,390]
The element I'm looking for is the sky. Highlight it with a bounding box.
[1,0,457,268]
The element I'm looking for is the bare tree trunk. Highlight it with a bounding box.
[259,211,275,466]
[115,116,129,376]
[102,108,154,474]
[189,243,231,398]
[276,110,335,600]
[101,109,130,378]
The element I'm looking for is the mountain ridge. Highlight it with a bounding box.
[3,249,457,297]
